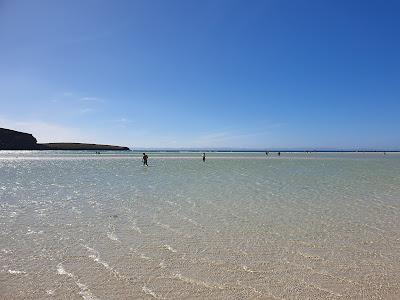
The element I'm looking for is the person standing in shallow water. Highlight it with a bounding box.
[142,153,148,166]
[202,153,206,162]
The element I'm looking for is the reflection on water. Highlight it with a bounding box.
[1,151,400,299]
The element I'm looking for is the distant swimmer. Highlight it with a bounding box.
[142,153,148,166]
[265,151,269,156]
[278,152,281,156]
[202,153,206,162]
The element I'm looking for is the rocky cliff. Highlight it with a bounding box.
[0,128,38,150]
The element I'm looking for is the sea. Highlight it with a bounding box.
[1,151,400,299]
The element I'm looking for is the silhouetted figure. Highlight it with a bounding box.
[265,151,269,156]
[202,153,206,162]
[142,153,148,166]
[278,152,281,156]
[384,152,387,155]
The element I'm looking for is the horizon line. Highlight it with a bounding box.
[130,147,400,152]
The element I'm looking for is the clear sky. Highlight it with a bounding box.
[1,0,399,149]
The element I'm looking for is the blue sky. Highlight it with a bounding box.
[0,0,399,149]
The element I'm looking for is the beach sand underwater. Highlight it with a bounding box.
[1,151,400,299]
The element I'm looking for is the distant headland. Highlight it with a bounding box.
[0,128,130,151]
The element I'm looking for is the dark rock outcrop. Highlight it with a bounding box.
[0,128,38,150]
[40,143,130,151]
[0,128,130,151]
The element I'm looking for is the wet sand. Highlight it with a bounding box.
[1,151,400,299]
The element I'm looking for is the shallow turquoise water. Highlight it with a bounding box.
[1,151,400,299]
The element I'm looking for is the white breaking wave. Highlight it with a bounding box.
[107,232,120,242]
[142,286,164,299]
[57,263,98,300]
[8,270,26,275]
[162,244,177,253]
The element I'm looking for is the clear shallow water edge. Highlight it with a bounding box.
[1,151,400,299]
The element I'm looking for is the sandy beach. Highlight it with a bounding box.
[1,151,400,299]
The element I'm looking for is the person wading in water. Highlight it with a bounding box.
[202,153,206,162]
[142,153,148,166]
